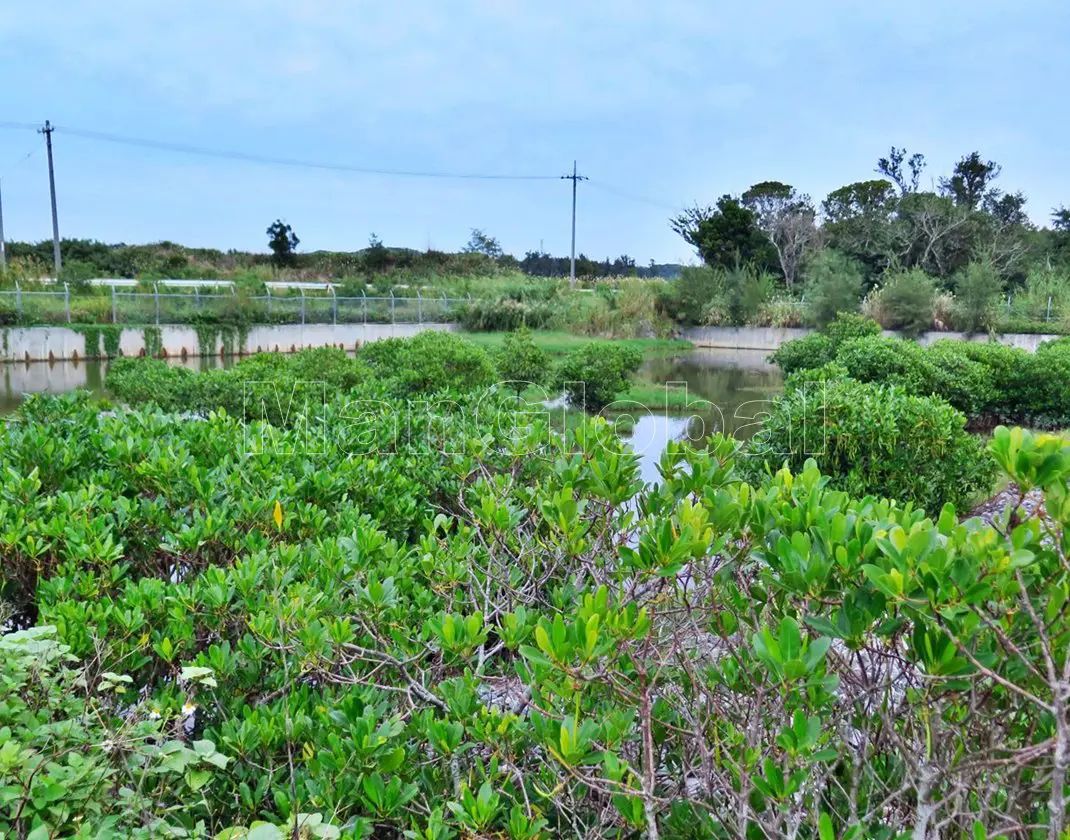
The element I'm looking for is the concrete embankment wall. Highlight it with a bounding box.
[683,326,1062,353]
[0,322,456,363]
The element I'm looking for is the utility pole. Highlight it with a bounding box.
[39,120,62,276]
[0,179,6,273]
[561,160,587,287]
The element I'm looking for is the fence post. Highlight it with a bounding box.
[417,290,423,324]
[1007,293,1012,316]
[1048,296,1053,322]
[331,286,337,325]
[14,280,20,321]
[361,289,367,325]
[154,283,160,325]
[266,286,272,319]
[390,290,395,325]
[64,282,70,323]
[299,289,306,326]
[112,286,118,324]
[443,293,448,320]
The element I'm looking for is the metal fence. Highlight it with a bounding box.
[0,284,472,327]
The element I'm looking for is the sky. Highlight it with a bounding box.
[0,1,1066,264]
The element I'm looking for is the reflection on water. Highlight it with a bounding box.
[623,348,783,484]
[0,354,238,413]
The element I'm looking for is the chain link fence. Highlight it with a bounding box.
[0,284,471,327]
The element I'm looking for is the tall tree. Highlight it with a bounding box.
[741,181,821,287]
[821,179,899,278]
[669,204,715,251]
[876,147,927,195]
[1051,206,1070,267]
[463,228,503,260]
[894,192,976,279]
[671,196,777,273]
[939,152,1001,210]
[265,220,299,268]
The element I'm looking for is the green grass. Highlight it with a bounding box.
[462,331,692,358]
[616,382,696,413]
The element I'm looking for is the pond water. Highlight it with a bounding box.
[0,348,783,484]
[625,349,783,483]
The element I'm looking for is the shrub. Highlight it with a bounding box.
[725,264,774,325]
[953,260,1003,333]
[0,626,239,838]
[556,342,643,411]
[767,332,834,375]
[922,340,998,419]
[753,295,804,328]
[105,357,193,408]
[494,328,550,396]
[107,348,370,424]
[750,377,995,511]
[1011,340,1070,429]
[361,330,497,395]
[658,265,724,325]
[823,311,882,347]
[768,314,880,377]
[834,335,937,392]
[878,269,936,337]
[832,336,994,419]
[803,249,864,327]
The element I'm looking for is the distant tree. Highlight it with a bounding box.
[464,228,503,260]
[940,152,1001,210]
[876,147,927,195]
[671,196,778,273]
[266,220,299,268]
[363,233,391,274]
[741,181,821,287]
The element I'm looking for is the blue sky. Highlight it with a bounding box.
[0,1,1066,263]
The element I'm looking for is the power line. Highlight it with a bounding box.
[54,124,562,181]
[0,145,40,178]
[586,179,684,212]
[0,121,41,132]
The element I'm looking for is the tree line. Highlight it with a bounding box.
[672,147,1070,288]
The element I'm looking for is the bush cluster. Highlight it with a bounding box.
[4,383,1070,836]
[773,326,1070,429]
[554,342,643,412]
[749,375,995,511]
[767,312,881,374]
[360,330,497,396]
